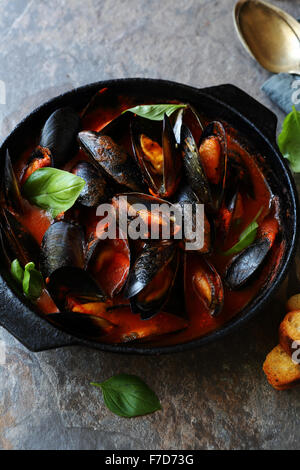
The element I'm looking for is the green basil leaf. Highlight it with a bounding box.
[278,106,300,172]
[22,262,44,300]
[22,167,85,217]
[123,104,187,121]
[91,374,161,418]
[223,208,263,256]
[11,259,24,284]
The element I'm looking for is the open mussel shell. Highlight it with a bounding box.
[172,105,204,145]
[78,130,144,191]
[125,243,179,320]
[46,266,107,310]
[225,215,279,290]
[40,221,85,278]
[47,311,115,339]
[40,107,80,167]
[225,238,271,290]
[186,253,224,317]
[198,121,227,211]
[181,124,213,209]
[131,114,181,199]
[1,150,23,213]
[72,161,108,207]
[0,209,40,267]
[85,229,130,299]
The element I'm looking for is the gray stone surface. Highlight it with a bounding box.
[0,0,300,450]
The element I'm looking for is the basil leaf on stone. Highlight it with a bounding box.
[22,262,44,300]
[123,103,187,121]
[278,106,300,172]
[22,167,85,217]
[91,374,161,418]
[11,259,25,284]
[224,208,263,256]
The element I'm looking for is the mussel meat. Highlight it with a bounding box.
[131,114,181,198]
[125,242,179,319]
[85,229,130,299]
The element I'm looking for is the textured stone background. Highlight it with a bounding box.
[0,0,300,450]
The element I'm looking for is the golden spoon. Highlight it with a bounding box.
[234,0,300,74]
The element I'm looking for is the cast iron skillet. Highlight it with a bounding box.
[0,78,298,354]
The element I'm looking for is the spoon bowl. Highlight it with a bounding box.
[234,0,300,74]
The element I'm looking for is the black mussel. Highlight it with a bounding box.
[198,121,227,211]
[225,215,279,289]
[71,161,108,207]
[112,192,182,240]
[124,243,179,319]
[181,124,213,208]
[47,311,115,339]
[1,150,23,212]
[225,238,271,290]
[131,114,181,198]
[46,266,107,310]
[39,107,80,167]
[78,130,144,191]
[0,209,40,266]
[40,221,85,278]
[173,184,212,253]
[185,253,224,317]
[172,105,204,145]
[85,228,130,299]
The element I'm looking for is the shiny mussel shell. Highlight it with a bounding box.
[125,242,179,319]
[40,107,81,167]
[72,161,108,207]
[78,130,144,191]
[40,221,85,278]
[131,114,181,199]
[181,124,213,208]
[185,252,224,317]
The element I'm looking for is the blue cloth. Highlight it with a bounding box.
[261,17,300,114]
[262,73,300,114]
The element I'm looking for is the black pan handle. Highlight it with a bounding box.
[201,84,278,145]
[0,278,78,351]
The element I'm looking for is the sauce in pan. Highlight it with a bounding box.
[6,91,283,347]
